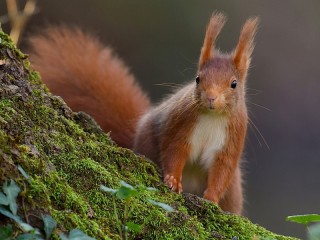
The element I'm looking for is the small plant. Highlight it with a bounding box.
[0,179,45,239]
[0,169,94,239]
[59,229,95,240]
[101,181,173,240]
[286,214,320,240]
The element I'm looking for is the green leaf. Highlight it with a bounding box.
[19,223,36,232]
[100,185,117,194]
[147,199,174,212]
[68,229,95,240]
[18,165,31,184]
[16,233,35,240]
[308,222,320,240]
[146,187,157,191]
[58,233,68,240]
[0,205,22,223]
[119,181,134,189]
[286,214,320,225]
[136,185,157,193]
[16,233,43,240]
[126,222,142,233]
[59,229,95,240]
[2,180,21,215]
[0,192,9,206]
[0,206,40,235]
[257,237,276,240]
[42,214,57,240]
[0,225,13,240]
[116,186,138,200]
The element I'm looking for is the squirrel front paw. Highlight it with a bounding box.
[164,174,182,193]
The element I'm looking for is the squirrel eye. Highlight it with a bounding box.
[196,75,200,84]
[231,80,237,89]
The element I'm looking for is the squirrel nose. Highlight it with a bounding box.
[207,97,216,109]
[207,97,215,103]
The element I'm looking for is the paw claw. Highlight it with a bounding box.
[164,174,182,193]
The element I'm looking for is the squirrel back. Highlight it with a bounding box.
[28,27,150,148]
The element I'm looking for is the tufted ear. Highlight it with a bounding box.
[198,12,227,70]
[233,17,259,80]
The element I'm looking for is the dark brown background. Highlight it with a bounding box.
[1,1,319,238]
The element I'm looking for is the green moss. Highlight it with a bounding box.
[0,32,27,60]
[0,30,298,239]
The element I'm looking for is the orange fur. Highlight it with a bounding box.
[233,18,259,80]
[160,99,199,193]
[135,12,258,214]
[199,12,227,69]
[203,111,247,205]
[28,27,150,148]
[28,13,259,215]
[219,166,243,214]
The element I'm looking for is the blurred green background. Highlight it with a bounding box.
[1,0,320,238]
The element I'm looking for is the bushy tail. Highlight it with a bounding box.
[28,27,150,148]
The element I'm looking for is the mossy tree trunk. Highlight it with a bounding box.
[0,31,297,240]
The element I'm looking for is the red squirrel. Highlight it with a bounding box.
[29,12,259,215]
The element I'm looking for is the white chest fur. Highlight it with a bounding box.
[188,113,228,169]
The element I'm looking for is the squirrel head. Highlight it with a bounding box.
[195,12,259,114]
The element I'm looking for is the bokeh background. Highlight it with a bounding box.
[1,0,319,238]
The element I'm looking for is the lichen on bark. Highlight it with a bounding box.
[0,31,297,240]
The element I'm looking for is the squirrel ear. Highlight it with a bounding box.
[233,17,259,80]
[198,12,227,69]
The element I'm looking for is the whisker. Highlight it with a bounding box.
[248,120,263,147]
[178,67,195,75]
[246,88,262,96]
[248,118,270,149]
[247,93,261,96]
[246,87,262,92]
[154,83,183,89]
[175,100,200,119]
[248,102,272,112]
[179,53,197,65]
